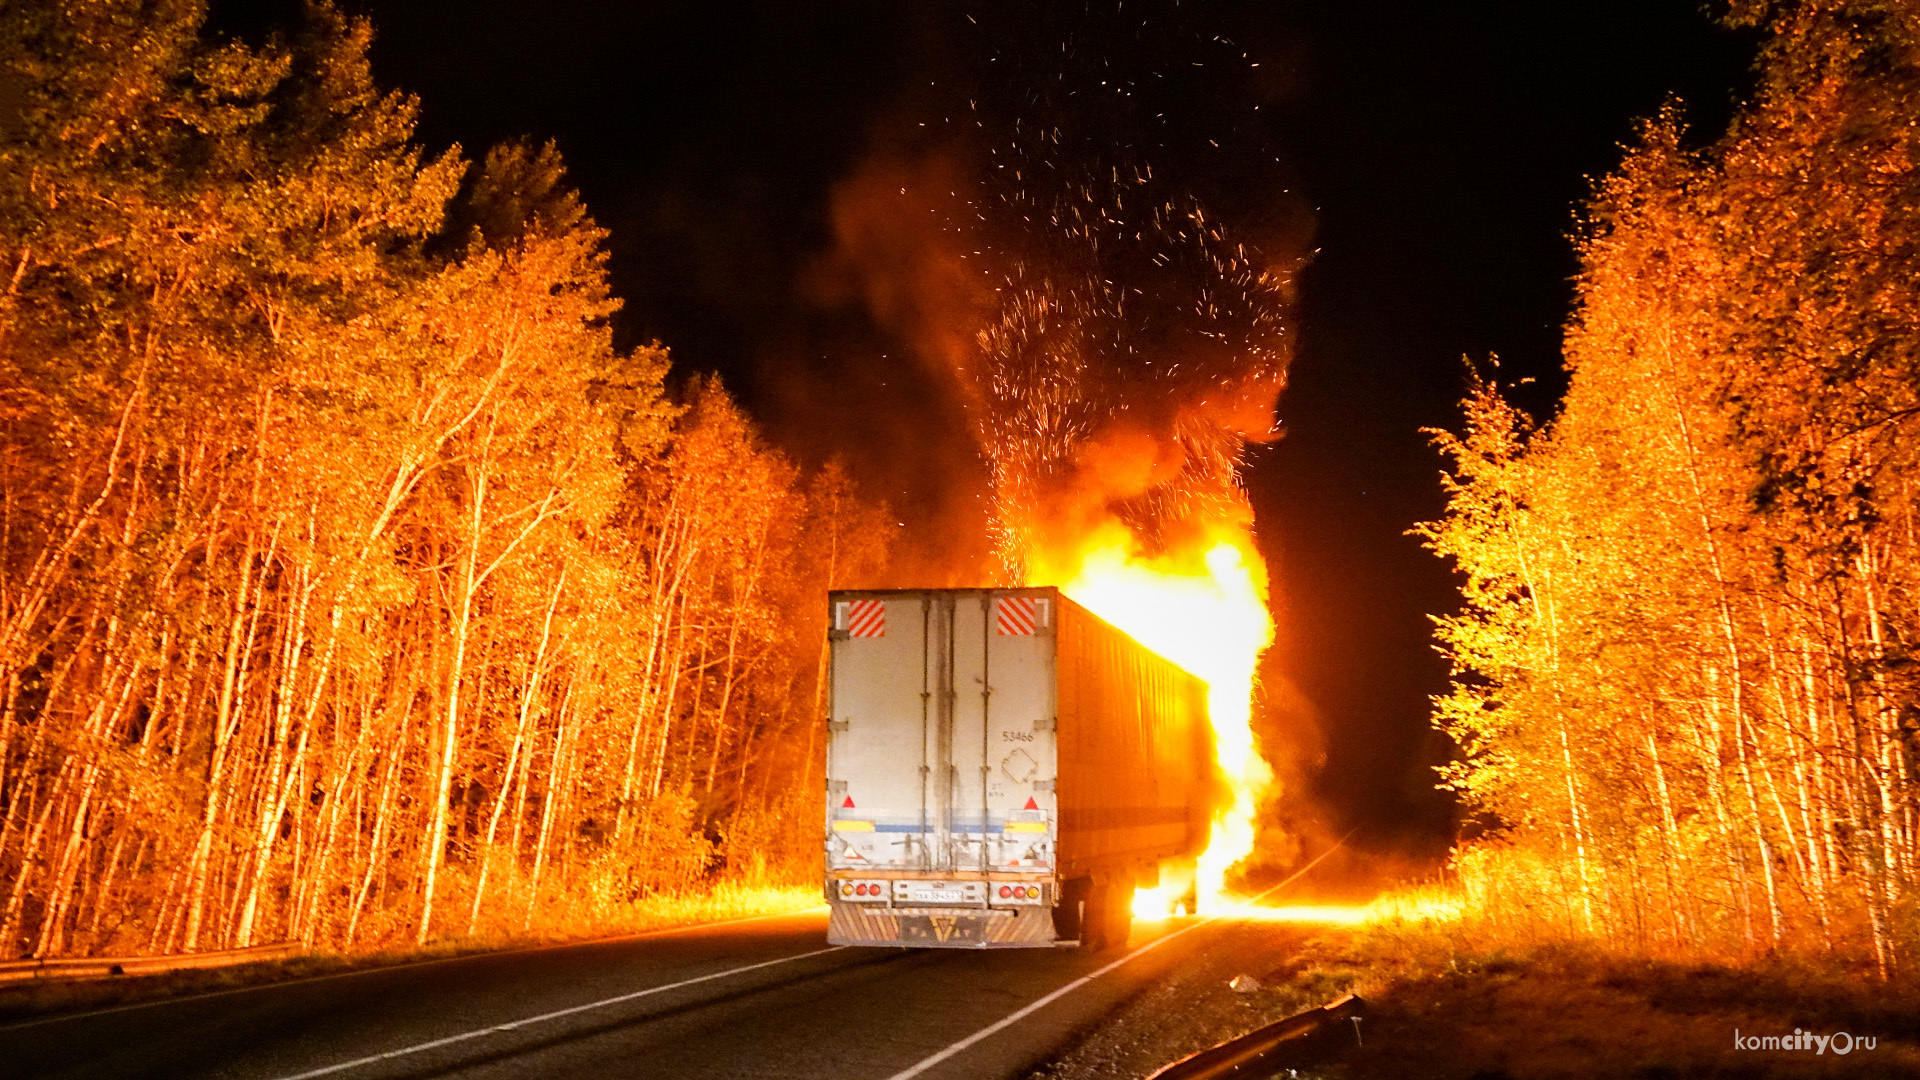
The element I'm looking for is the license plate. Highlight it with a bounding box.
[906,885,966,904]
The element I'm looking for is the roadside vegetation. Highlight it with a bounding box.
[1422,0,1920,977]
[1034,898,1920,1080]
[0,1,885,963]
[1279,909,1920,1078]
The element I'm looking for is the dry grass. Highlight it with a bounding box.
[504,881,824,944]
[1260,892,1920,1079]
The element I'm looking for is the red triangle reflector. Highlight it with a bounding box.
[841,795,856,808]
[1024,796,1039,810]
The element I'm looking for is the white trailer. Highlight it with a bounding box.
[823,587,1216,949]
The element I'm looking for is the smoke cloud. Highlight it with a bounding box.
[815,1,1312,583]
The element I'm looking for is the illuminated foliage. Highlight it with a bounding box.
[0,2,887,957]
[1426,0,1920,974]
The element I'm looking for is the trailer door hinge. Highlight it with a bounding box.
[1034,718,1056,732]
[1033,780,1056,792]
[827,780,848,795]
[827,720,849,733]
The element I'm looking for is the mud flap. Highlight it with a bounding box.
[1053,876,1092,944]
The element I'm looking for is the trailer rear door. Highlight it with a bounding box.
[826,590,1060,874]
[953,591,1058,873]
[826,593,931,871]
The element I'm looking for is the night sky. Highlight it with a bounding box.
[282,0,1757,857]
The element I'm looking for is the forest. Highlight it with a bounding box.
[1426,0,1920,976]
[0,2,891,959]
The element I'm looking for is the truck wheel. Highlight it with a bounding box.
[1081,878,1110,950]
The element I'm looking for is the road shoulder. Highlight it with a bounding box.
[1030,918,1920,1079]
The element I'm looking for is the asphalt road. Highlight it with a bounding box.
[1,908,1260,1080]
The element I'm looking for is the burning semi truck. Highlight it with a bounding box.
[823,587,1217,949]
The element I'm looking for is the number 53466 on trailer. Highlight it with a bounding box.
[822,587,1218,949]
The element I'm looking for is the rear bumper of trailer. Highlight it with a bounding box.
[825,899,1059,947]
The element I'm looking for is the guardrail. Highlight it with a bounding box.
[0,942,302,985]
[1146,993,1365,1080]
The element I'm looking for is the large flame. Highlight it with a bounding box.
[1029,518,1275,912]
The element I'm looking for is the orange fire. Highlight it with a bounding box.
[1029,516,1275,913]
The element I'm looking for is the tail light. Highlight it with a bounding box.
[834,879,888,902]
[992,882,1045,906]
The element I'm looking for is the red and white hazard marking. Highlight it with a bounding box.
[844,599,886,638]
[996,596,1044,636]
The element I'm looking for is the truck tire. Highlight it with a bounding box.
[1088,875,1140,951]
[1081,878,1111,950]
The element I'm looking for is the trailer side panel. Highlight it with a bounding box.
[1054,598,1212,879]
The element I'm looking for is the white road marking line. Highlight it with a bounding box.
[270,945,848,1080]
[0,905,830,1033]
[878,921,1206,1080]
[880,834,1358,1080]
